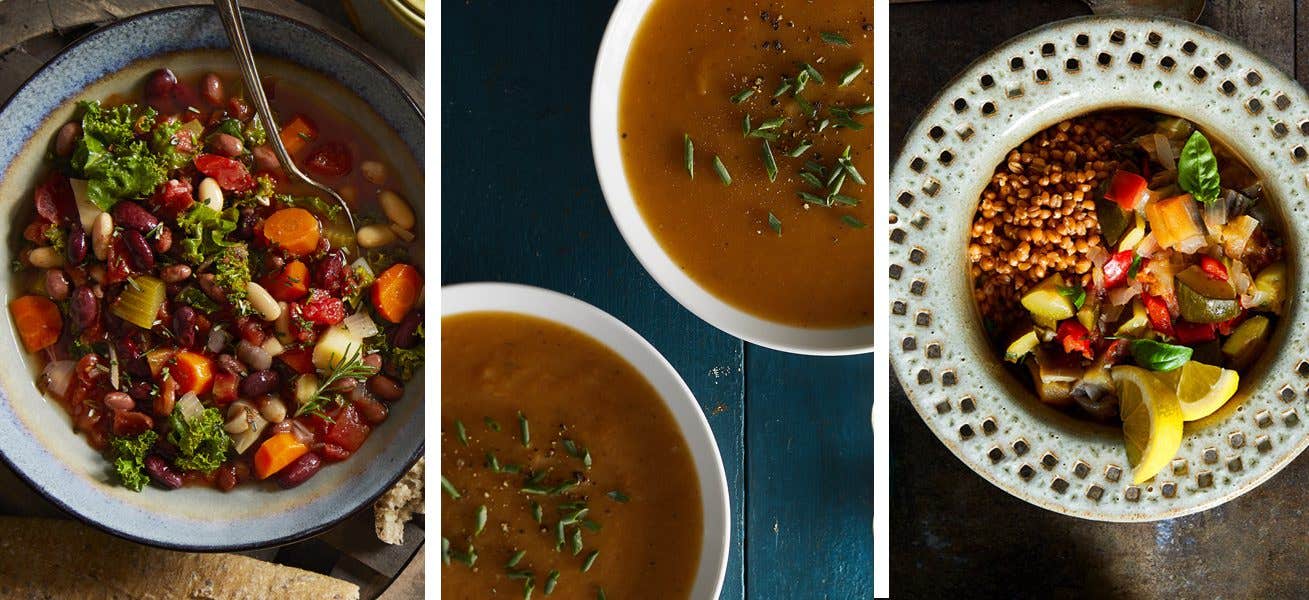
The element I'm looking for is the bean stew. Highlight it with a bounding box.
[8,68,424,492]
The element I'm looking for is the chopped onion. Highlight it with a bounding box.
[177,391,204,422]
[1102,302,1126,324]
[231,413,269,454]
[1154,133,1177,171]
[42,360,76,399]
[1202,194,1230,235]
[351,257,375,281]
[107,344,119,391]
[343,312,380,339]
[290,420,314,445]
[1108,284,1138,306]
[261,336,285,358]
[207,326,228,353]
[1136,233,1159,257]
[1230,260,1252,296]
[1177,234,1207,254]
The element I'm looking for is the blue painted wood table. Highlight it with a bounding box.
[441,2,874,598]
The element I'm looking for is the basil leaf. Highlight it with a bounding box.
[1177,131,1221,204]
[1129,339,1192,372]
[1057,285,1087,310]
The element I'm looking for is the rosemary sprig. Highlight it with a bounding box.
[294,344,377,417]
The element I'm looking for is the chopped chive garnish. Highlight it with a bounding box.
[773,80,793,97]
[821,31,852,46]
[730,88,756,104]
[528,470,549,486]
[532,501,544,523]
[829,172,847,195]
[582,550,599,572]
[817,118,831,132]
[522,485,551,495]
[607,490,630,503]
[562,507,590,525]
[767,212,782,237]
[799,191,830,206]
[503,463,522,474]
[524,578,536,600]
[508,549,527,568]
[799,172,824,188]
[570,527,584,555]
[746,129,780,141]
[582,448,592,469]
[683,134,694,178]
[831,194,861,207]
[297,131,313,141]
[833,116,864,130]
[442,475,460,499]
[484,416,501,431]
[794,94,815,117]
[550,479,579,495]
[842,158,866,185]
[544,570,560,595]
[800,62,825,85]
[562,439,580,457]
[841,215,867,229]
[804,160,825,175]
[850,103,874,115]
[598,588,607,600]
[554,521,566,550]
[712,155,732,186]
[450,544,478,567]
[755,116,787,131]
[742,114,751,136]
[839,62,865,86]
[442,537,451,565]
[787,140,813,158]
[475,505,488,536]
[518,411,530,447]
[455,420,468,446]
[486,452,501,472]
[507,568,534,580]
[762,140,779,182]
[581,519,602,532]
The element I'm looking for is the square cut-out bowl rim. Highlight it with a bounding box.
[0,6,425,550]
[589,0,875,356]
[442,281,731,600]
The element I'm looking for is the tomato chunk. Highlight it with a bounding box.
[194,154,255,193]
[1104,170,1148,210]
[325,403,370,452]
[304,141,353,178]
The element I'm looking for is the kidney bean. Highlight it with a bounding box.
[367,375,404,402]
[160,264,192,283]
[111,409,153,437]
[121,229,154,271]
[263,253,285,273]
[145,68,178,108]
[216,353,246,376]
[252,145,281,173]
[207,133,244,158]
[172,305,197,348]
[391,311,422,349]
[312,250,347,295]
[320,443,350,462]
[198,274,227,302]
[216,463,238,491]
[55,122,82,157]
[111,202,160,233]
[144,455,183,489]
[240,369,280,397]
[276,452,322,489]
[66,225,88,266]
[226,97,250,120]
[75,354,102,386]
[127,379,153,403]
[44,269,70,301]
[201,73,225,106]
[235,207,258,240]
[103,391,134,411]
[352,392,389,425]
[362,353,382,372]
[327,376,357,394]
[155,376,177,417]
[70,287,98,329]
[153,225,172,254]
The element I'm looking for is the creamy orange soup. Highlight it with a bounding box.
[619,0,874,328]
[442,312,703,599]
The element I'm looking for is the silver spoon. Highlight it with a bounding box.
[1082,0,1205,21]
[212,0,357,234]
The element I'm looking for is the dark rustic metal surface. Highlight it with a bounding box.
[891,1,1307,598]
[0,2,422,598]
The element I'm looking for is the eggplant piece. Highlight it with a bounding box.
[1027,348,1081,407]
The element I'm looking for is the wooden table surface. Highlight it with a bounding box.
[0,2,423,598]
[891,1,1309,598]
[440,2,874,598]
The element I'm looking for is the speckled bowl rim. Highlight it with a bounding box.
[0,6,424,550]
[890,15,1309,521]
[441,282,730,600]
[589,0,875,356]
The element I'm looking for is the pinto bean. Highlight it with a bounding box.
[153,225,172,254]
[111,201,160,233]
[240,369,280,397]
[160,264,192,283]
[155,376,177,417]
[367,374,404,402]
[70,287,98,329]
[216,353,246,376]
[103,392,135,411]
[198,274,227,303]
[276,452,322,489]
[352,388,390,424]
[208,133,244,158]
[55,122,82,157]
[122,229,154,271]
[111,409,153,437]
[252,145,281,173]
[44,269,70,301]
[144,455,183,489]
[201,73,225,106]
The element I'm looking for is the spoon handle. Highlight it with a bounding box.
[211,0,357,232]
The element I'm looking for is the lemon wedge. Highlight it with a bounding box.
[1162,361,1239,421]
[1112,365,1184,484]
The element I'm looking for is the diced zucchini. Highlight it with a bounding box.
[1077,293,1100,331]
[1251,262,1287,314]
[1176,266,1239,323]
[1096,198,1132,247]
[110,276,166,329]
[1221,315,1271,370]
[1115,300,1149,337]
[1005,329,1039,363]
[1021,274,1075,324]
[1117,211,1147,252]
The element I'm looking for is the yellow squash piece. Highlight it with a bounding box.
[1021,274,1075,324]
[1004,329,1039,363]
[1221,316,1271,370]
[1251,262,1287,314]
[1115,300,1149,337]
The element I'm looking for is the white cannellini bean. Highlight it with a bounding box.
[245,281,282,321]
[28,247,64,269]
[224,413,250,434]
[379,190,415,230]
[91,212,113,261]
[361,160,387,185]
[198,177,224,212]
[259,396,287,424]
[390,223,415,243]
[274,301,292,343]
[356,224,397,248]
[227,399,256,420]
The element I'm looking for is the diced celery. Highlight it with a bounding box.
[110,275,165,329]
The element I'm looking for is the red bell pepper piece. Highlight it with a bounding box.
[1143,294,1175,337]
[1217,313,1246,336]
[1104,170,1148,210]
[1057,320,1094,359]
[1198,256,1228,281]
[1102,250,1135,289]
[1174,321,1216,344]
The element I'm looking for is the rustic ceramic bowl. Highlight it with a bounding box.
[891,16,1309,521]
[590,0,875,356]
[442,282,730,598]
[0,8,424,549]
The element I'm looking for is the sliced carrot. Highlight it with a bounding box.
[254,432,309,479]
[371,263,422,323]
[278,115,316,156]
[263,260,309,301]
[171,350,214,396]
[10,295,61,352]
[145,348,177,378]
[263,208,320,257]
